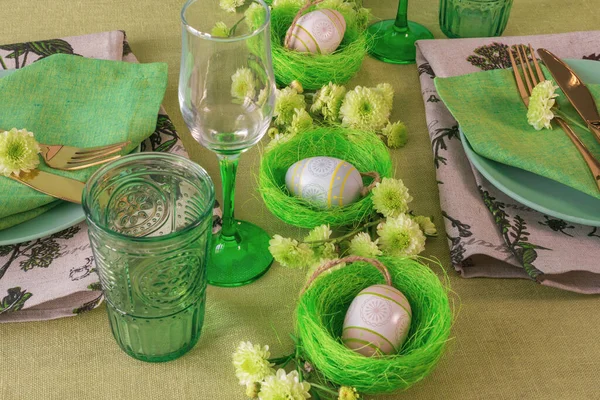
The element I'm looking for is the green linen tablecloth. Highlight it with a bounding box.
[1,1,599,400]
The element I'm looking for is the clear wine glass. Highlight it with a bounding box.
[368,0,434,64]
[179,0,276,287]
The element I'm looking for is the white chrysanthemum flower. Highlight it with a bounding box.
[211,21,230,37]
[258,369,311,400]
[377,214,426,257]
[269,234,315,268]
[245,2,266,30]
[220,0,244,13]
[231,67,256,101]
[274,87,306,127]
[381,121,408,149]
[413,215,437,236]
[304,224,332,242]
[339,86,391,131]
[527,80,558,130]
[0,128,40,177]
[371,177,413,217]
[288,108,313,135]
[310,82,347,123]
[348,232,382,258]
[265,131,296,151]
[232,342,275,386]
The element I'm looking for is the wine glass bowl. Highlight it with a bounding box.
[180,0,276,286]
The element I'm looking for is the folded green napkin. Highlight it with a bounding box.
[0,54,167,230]
[435,67,600,200]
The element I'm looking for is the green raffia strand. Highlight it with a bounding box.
[258,127,392,228]
[296,257,453,395]
[270,3,371,89]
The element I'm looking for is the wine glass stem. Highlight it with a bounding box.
[217,153,240,238]
[394,0,409,31]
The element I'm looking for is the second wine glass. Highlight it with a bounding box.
[179,0,276,287]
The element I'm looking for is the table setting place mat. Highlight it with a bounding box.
[0,30,221,322]
[416,31,600,294]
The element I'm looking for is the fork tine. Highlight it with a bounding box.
[520,45,540,86]
[73,141,130,155]
[71,145,124,161]
[64,155,122,170]
[529,44,545,83]
[517,45,535,91]
[508,47,530,106]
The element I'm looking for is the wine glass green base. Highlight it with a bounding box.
[367,20,434,64]
[207,220,273,287]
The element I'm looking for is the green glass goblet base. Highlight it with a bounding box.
[207,220,273,287]
[368,20,434,64]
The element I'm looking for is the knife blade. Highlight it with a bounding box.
[538,48,600,143]
[9,169,84,204]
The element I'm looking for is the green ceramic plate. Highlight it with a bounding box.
[461,59,600,227]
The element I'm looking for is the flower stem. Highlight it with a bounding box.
[304,218,384,246]
[309,383,339,396]
[554,108,590,132]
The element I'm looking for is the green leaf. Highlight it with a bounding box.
[521,248,537,265]
[0,287,32,313]
[0,43,29,52]
[4,49,25,59]
[28,39,74,57]
[87,282,102,291]
[19,240,60,271]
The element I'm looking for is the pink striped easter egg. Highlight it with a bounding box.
[342,284,412,357]
[286,9,346,55]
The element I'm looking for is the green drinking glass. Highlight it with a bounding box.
[82,153,215,362]
[368,0,434,64]
[179,0,275,287]
[439,0,514,38]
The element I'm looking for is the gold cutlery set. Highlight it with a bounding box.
[509,45,600,191]
[8,140,129,204]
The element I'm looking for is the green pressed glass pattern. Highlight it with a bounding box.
[83,153,215,362]
[368,0,433,64]
[179,0,276,286]
[439,0,514,38]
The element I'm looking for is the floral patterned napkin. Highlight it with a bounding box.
[0,31,221,322]
[416,31,600,294]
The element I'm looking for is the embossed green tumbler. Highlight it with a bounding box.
[83,153,215,362]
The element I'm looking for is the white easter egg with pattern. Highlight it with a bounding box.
[342,284,412,357]
[286,9,346,55]
[285,156,363,209]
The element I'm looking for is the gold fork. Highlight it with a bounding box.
[39,140,130,171]
[509,44,600,191]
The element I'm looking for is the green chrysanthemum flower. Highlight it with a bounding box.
[339,386,361,400]
[311,82,347,123]
[339,86,391,131]
[269,234,314,268]
[258,369,311,400]
[527,80,558,130]
[211,21,230,37]
[274,87,306,127]
[377,214,426,257]
[0,128,41,177]
[231,67,256,101]
[220,0,244,13]
[413,215,437,236]
[304,224,337,260]
[288,108,313,135]
[245,2,266,30]
[371,177,413,217]
[265,131,296,152]
[373,83,394,110]
[304,224,332,242]
[382,121,408,148]
[348,232,382,258]
[232,342,275,386]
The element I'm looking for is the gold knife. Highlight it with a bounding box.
[538,48,600,144]
[9,169,84,204]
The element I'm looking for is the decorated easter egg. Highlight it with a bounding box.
[285,156,363,209]
[286,9,346,55]
[342,284,412,357]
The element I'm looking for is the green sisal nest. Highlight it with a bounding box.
[296,256,453,395]
[270,3,370,89]
[258,127,392,228]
